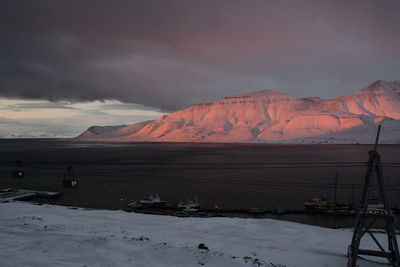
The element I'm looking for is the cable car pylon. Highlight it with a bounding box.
[347,125,400,266]
[63,166,78,189]
[11,160,24,179]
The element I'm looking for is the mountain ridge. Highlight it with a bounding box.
[75,80,400,144]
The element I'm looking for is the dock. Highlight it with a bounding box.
[0,188,62,203]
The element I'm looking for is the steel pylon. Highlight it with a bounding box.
[348,125,400,266]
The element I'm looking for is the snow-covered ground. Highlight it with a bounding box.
[0,202,390,266]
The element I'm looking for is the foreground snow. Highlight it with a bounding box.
[0,202,388,266]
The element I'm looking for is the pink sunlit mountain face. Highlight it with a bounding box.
[76,80,400,144]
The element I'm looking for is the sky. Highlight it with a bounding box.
[0,0,400,138]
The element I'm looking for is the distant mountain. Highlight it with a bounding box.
[75,80,400,144]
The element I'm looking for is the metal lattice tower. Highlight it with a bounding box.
[348,125,400,266]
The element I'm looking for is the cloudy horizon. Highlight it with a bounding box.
[1,0,399,137]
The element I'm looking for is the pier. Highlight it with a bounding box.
[0,188,62,203]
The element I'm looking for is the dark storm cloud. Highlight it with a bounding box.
[0,0,400,111]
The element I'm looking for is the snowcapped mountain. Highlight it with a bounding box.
[75,80,400,143]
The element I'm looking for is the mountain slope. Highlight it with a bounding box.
[75,80,400,143]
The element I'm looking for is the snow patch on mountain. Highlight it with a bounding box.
[75,80,400,143]
[77,125,127,138]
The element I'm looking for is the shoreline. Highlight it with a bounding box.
[18,198,400,230]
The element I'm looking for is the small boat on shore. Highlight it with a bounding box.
[177,198,200,210]
[304,196,351,211]
[248,207,266,214]
[129,194,167,208]
[182,207,199,213]
[304,173,352,211]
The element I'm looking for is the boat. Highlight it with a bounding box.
[130,194,167,208]
[248,207,266,214]
[304,196,351,211]
[177,198,200,210]
[183,207,199,213]
[304,173,352,211]
[304,196,336,210]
